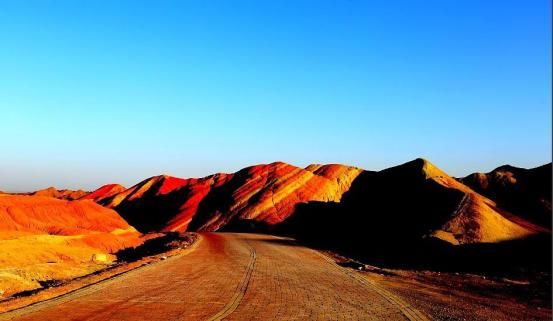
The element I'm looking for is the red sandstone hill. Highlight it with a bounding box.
[94,162,362,233]
[460,163,552,227]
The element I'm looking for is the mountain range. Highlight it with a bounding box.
[0,158,550,295]
[82,159,550,242]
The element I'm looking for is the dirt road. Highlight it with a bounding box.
[0,233,429,321]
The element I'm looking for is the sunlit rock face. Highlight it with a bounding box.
[460,163,552,227]
[95,162,363,233]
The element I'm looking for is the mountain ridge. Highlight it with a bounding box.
[93,161,363,233]
[84,158,550,247]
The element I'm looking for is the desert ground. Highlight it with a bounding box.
[0,233,549,321]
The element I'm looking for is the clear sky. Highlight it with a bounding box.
[0,0,551,191]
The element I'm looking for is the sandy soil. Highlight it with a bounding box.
[0,233,198,314]
[362,269,551,321]
[322,249,551,321]
[0,231,141,297]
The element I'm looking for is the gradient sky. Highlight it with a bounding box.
[0,0,551,191]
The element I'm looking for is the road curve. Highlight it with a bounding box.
[1,233,428,321]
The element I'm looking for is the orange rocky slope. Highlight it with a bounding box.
[0,195,141,296]
[94,162,363,233]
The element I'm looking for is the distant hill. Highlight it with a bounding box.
[29,187,89,200]
[460,163,552,227]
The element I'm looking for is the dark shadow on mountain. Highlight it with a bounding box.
[110,187,192,233]
[274,201,551,273]
[269,167,552,274]
[188,170,254,231]
[461,163,552,227]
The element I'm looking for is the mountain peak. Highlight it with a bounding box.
[384,158,440,176]
[493,164,522,173]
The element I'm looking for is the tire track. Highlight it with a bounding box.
[205,241,256,321]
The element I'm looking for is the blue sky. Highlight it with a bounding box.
[0,0,551,191]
